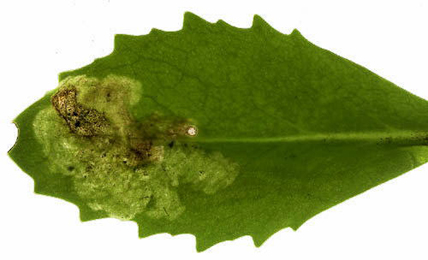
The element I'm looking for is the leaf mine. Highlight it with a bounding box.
[33,75,239,220]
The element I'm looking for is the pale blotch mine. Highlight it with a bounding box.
[33,75,239,221]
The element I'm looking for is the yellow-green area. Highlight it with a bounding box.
[32,75,238,220]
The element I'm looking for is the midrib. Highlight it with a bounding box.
[192,130,428,144]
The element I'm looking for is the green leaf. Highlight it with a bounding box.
[9,12,428,251]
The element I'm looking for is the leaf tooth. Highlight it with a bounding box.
[78,205,105,222]
[290,28,305,39]
[215,18,255,34]
[113,34,134,52]
[251,14,281,36]
[250,233,271,248]
[148,28,164,35]
[195,234,218,252]
[251,14,269,28]
[215,19,231,28]
[182,11,211,31]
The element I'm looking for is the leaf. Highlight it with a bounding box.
[9,12,428,251]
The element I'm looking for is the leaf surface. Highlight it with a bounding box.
[9,12,428,251]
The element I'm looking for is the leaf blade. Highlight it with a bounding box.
[9,12,428,251]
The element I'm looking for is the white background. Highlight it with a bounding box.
[1,0,427,259]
